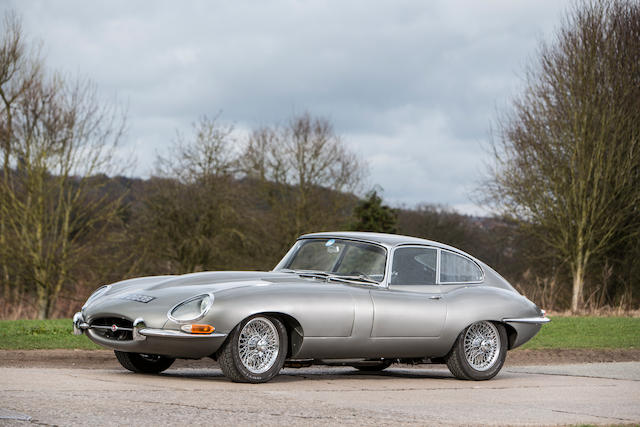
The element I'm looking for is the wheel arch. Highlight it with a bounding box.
[443,319,515,357]
[502,321,518,350]
[440,285,540,354]
[261,312,304,358]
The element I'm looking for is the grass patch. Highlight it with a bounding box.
[0,319,100,350]
[518,316,640,350]
[0,316,638,351]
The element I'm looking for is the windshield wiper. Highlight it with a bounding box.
[289,270,332,280]
[287,269,380,285]
[328,274,379,285]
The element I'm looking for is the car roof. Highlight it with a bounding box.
[296,231,509,288]
[299,231,467,254]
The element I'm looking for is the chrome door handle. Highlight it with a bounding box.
[429,295,441,300]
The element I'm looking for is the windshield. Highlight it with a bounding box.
[277,238,387,283]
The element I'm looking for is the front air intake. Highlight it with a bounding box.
[90,317,134,341]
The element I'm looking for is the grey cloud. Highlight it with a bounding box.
[6,0,569,213]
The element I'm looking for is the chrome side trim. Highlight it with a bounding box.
[139,328,227,339]
[503,317,551,324]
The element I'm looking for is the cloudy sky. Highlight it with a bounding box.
[5,0,569,214]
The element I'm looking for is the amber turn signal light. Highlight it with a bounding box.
[180,324,215,334]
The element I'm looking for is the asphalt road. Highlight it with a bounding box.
[1,362,639,426]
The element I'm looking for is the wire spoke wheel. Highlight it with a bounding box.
[219,314,287,383]
[238,317,280,374]
[462,321,500,371]
[446,320,507,381]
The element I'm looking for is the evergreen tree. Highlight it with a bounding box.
[351,189,397,233]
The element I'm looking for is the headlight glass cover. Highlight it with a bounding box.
[169,294,214,322]
[82,285,111,309]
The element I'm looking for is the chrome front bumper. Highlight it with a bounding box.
[72,312,227,340]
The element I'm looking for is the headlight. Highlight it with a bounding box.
[168,294,214,322]
[82,285,111,309]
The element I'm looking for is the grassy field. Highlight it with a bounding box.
[0,316,638,350]
[519,316,639,350]
[0,318,100,350]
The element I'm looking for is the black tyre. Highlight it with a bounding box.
[351,360,392,372]
[446,321,507,381]
[114,351,175,374]
[218,315,288,383]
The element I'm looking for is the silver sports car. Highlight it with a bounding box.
[73,231,549,383]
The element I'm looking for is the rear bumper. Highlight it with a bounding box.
[502,316,549,349]
[503,316,551,324]
[73,312,227,359]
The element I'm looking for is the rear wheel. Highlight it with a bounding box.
[446,321,507,380]
[218,315,288,383]
[114,351,175,374]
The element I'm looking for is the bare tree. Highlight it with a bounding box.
[0,11,42,302]
[0,12,127,318]
[486,0,640,312]
[242,112,364,251]
[157,115,238,185]
[138,116,244,273]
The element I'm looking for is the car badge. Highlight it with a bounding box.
[121,293,156,303]
[111,324,118,332]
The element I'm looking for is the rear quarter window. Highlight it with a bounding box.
[440,251,483,283]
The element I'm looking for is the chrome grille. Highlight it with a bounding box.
[90,317,134,341]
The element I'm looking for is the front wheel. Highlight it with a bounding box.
[114,351,175,374]
[218,315,288,383]
[445,321,507,380]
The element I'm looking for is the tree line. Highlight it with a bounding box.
[1,1,639,318]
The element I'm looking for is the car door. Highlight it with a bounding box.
[370,246,446,337]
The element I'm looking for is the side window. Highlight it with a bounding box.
[391,247,437,285]
[439,251,483,283]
